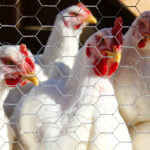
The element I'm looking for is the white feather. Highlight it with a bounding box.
[0,45,35,150]
[113,11,150,150]
[5,5,90,118]
[11,29,132,150]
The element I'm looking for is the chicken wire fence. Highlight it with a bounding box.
[0,0,149,150]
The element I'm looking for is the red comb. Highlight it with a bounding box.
[20,44,29,57]
[20,44,35,73]
[77,2,91,15]
[77,2,84,7]
[25,57,35,72]
[112,17,123,46]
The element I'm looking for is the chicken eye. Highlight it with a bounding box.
[139,20,145,29]
[2,58,16,65]
[6,60,16,65]
[70,12,79,17]
[101,38,105,44]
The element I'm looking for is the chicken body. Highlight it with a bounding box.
[11,18,132,150]
[6,3,97,116]
[113,11,150,150]
[0,44,38,150]
[0,85,13,150]
[4,3,97,118]
[39,2,97,78]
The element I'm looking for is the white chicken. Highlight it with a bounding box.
[5,3,97,117]
[0,44,38,150]
[11,17,132,150]
[113,11,150,150]
[40,2,97,78]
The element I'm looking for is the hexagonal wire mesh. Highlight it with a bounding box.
[0,0,150,150]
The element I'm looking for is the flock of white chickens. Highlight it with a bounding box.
[0,2,150,150]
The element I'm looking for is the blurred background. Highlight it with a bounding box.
[0,0,149,54]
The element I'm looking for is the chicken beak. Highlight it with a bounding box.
[101,47,121,63]
[142,33,150,42]
[112,46,122,63]
[84,15,97,24]
[23,73,39,86]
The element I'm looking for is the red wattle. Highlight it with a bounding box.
[20,80,28,86]
[108,62,119,76]
[138,38,146,48]
[5,76,22,87]
[93,58,108,76]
